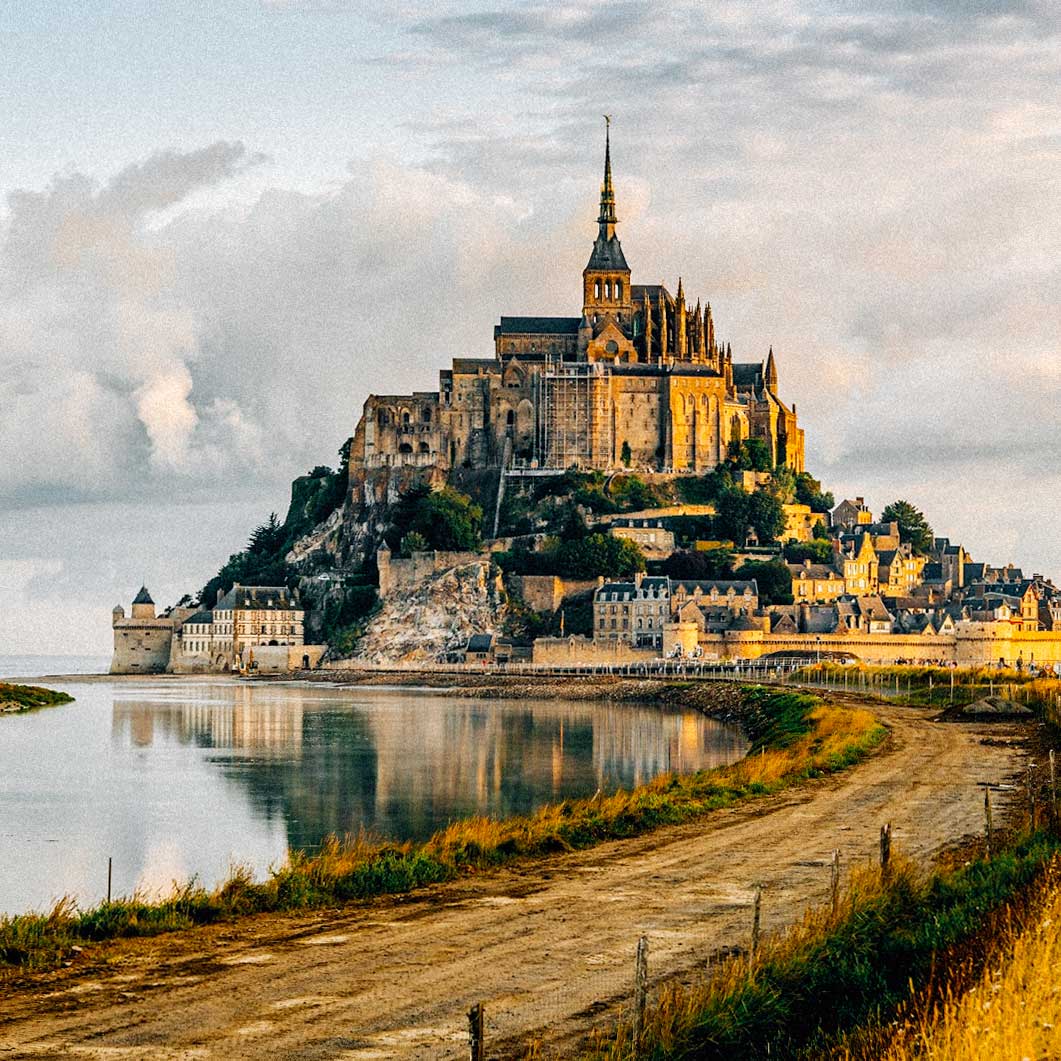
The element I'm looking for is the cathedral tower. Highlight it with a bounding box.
[582,118,632,325]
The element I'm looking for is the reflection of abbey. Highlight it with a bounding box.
[349,126,805,478]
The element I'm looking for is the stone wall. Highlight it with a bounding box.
[377,548,485,599]
[508,575,599,614]
[659,623,1061,666]
[249,645,326,673]
[533,636,655,665]
[110,619,174,674]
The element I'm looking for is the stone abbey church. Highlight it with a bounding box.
[349,128,805,479]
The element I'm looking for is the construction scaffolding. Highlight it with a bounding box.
[535,361,613,471]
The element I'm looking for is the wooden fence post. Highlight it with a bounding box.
[879,823,892,876]
[634,935,649,1049]
[468,1003,485,1061]
[830,849,841,916]
[751,885,762,957]
[984,787,993,859]
[1050,749,1057,831]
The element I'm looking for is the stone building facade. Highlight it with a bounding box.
[594,573,759,650]
[110,584,318,674]
[348,126,805,483]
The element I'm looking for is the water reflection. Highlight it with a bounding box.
[108,683,747,847]
[0,680,746,915]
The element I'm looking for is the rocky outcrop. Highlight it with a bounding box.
[342,560,506,664]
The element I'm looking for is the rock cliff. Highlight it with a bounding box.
[345,560,506,664]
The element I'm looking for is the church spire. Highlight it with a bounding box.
[598,115,617,238]
[765,346,778,390]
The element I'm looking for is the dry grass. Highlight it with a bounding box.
[879,860,1061,1061]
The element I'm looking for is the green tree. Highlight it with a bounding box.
[768,466,796,504]
[410,487,483,551]
[812,519,830,540]
[716,489,752,544]
[728,438,773,471]
[620,439,632,467]
[748,490,786,543]
[735,560,793,605]
[400,531,429,556]
[784,539,833,564]
[663,548,735,581]
[794,473,835,513]
[247,513,285,556]
[338,437,353,475]
[881,500,934,555]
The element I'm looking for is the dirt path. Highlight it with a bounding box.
[0,700,1028,1060]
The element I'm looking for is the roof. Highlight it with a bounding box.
[215,585,297,612]
[451,358,498,374]
[495,316,580,336]
[585,233,629,272]
[672,579,758,596]
[631,283,674,306]
[132,586,154,605]
[789,563,840,580]
[466,633,496,652]
[731,364,762,388]
[185,611,214,624]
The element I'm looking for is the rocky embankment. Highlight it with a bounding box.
[340,560,507,664]
[289,669,749,718]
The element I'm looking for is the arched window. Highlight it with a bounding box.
[418,441,430,453]
[594,280,601,299]
[506,409,515,426]
[605,280,612,299]
[616,280,623,300]
[402,411,410,425]
[399,442,413,454]
[422,407,431,423]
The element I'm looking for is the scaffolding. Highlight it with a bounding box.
[534,361,613,470]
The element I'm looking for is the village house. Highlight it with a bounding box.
[831,497,873,531]
[593,574,758,649]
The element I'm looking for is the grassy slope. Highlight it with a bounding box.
[0,682,74,712]
[0,686,884,972]
[879,856,1061,1060]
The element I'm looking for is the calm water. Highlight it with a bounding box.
[0,678,747,915]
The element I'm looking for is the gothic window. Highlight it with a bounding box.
[616,280,623,300]
[594,280,601,299]
[506,409,515,426]
[422,407,431,422]
[605,280,612,299]
[418,441,429,453]
[402,411,410,425]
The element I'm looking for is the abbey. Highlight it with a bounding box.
[348,126,804,479]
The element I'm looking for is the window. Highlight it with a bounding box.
[605,280,612,299]
[506,409,515,426]
[594,280,601,299]
[616,280,623,300]
[422,407,431,422]
[402,411,410,425]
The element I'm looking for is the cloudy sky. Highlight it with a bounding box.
[1,0,1059,656]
